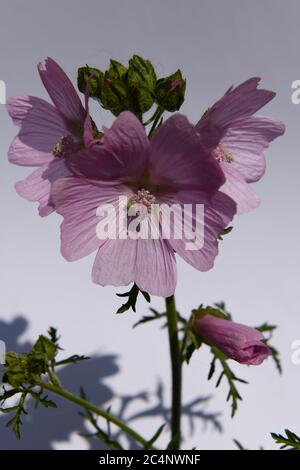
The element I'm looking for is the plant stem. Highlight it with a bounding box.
[165,295,182,449]
[143,107,161,126]
[40,381,152,449]
[148,107,164,138]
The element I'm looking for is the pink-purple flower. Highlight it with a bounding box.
[194,313,271,365]
[7,57,86,216]
[196,78,285,213]
[6,58,286,298]
[51,111,236,297]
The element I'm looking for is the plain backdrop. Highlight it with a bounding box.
[0,0,300,449]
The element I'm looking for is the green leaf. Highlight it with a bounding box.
[116,283,150,314]
[47,327,62,349]
[144,424,165,449]
[33,335,57,362]
[79,388,124,450]
[0,406,19,414]
[6,391,27,440]
[0,387,21,401]
[218,226,233,240]
[255,322,282,374]
[268,345,282,374]
[55,354,90,367]
[207,355,217,380]
[271,429,300,450]
[30,389,57,409]
[133,308,166,328]
[183,327,202,364]
[255,322,277,334]
[209,347,248,417]
[213,302,232,320]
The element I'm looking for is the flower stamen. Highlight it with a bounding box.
[213,144,234,164]
[129,188,156,214]
[52,135,78,158]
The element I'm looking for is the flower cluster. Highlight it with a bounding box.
[7,57,284,298]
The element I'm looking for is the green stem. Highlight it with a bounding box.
[165,295,182,449]
[40,381,152,449]
[148,107,164,138]
[143,107,161,126]
[47,367,62,389]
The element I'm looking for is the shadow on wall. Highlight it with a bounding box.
[0,316,223,449]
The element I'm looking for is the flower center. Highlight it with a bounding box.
[213,144,234,164]
[52,135,78,158]
[129,188,156,213]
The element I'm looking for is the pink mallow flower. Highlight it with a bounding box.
[7,57,86,216]
[196,78,285,213]
[194,314,271,365]
[51,111,237,297]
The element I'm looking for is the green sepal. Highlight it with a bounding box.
[77,66,104,97]
[155,69,186,111]
[127,55,157,114]
[116,283,151,314]
[100,70,129,116]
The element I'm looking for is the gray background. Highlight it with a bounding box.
[0,0,299,449]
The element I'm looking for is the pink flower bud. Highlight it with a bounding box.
[194,314,271,365]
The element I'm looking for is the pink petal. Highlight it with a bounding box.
[38,57,85,126]
[159,190,236,271]
[67,111,149,182]
[197,77,275,132]
[83,115,95,148]
[7,96,68,166]
[15,159,70,217]
[221,116,285,183]
[135,238,177,296]
[92,238,177,297]
[92,239,137,287]
[220,163,260,214]
[51,177,132,261]
[82,97,102,148]
[148,114,224,196]
[195,315,271,365]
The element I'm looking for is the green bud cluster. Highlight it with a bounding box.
[2,335,57,387]
[77,55,186,118]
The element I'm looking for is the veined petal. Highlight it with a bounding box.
[195,315,271,365]
[149,114,224,196]
[67,111,149,182]
[221,116,285,182]
[7,96,68,166]
[92,239,137,288]
[135,238,177,296]
[220,163,260,214]
[159,190,236,272]
[38,57,86,126]
[196,78,276,148]
[15,159,70,217]
[92,237,177,297]
[51,177,132,261]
